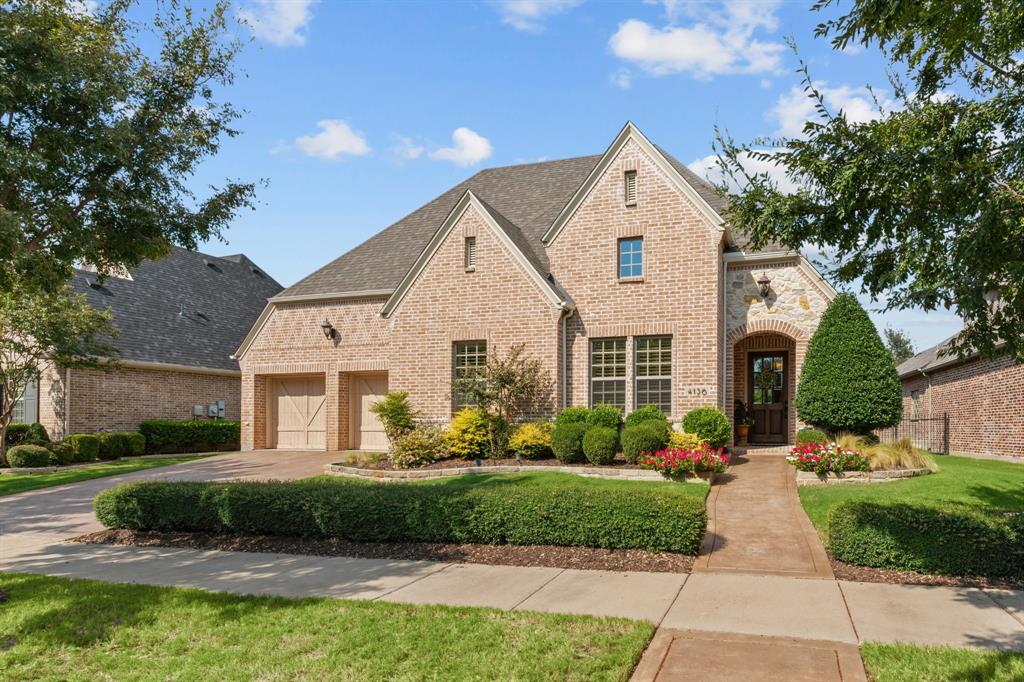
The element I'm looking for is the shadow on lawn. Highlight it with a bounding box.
[961,483,1024,511]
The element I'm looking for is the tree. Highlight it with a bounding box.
[451,344,553,457]
[0,283,117,462]
[796,294,903,435]
[883,326,916,365]
[0,0,255,295]
[714,0,1024,361]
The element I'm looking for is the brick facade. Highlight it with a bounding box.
[899,356,1024,458]
[37,365,240,439]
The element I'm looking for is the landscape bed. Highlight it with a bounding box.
[0,573,654,681]
[94,472,709,554]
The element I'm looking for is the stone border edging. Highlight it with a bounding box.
[324,462,713,484]
[0,451,220,475]
[795,467,932,486]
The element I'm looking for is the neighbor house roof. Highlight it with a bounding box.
[897,334,961,378]
[279,127,775,300]
[73,247,283,372]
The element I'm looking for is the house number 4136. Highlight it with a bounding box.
[683,386,714,397]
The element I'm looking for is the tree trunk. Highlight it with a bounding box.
[0,423,7,467]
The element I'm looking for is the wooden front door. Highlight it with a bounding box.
[749,352,788,443]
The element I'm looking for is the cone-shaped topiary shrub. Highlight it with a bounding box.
[796,293,903,435]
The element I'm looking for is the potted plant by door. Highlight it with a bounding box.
[734,400,754,446]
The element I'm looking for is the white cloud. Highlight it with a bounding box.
[688,152,800,195]
[759,78,772,89]
[429,128,494,167]
[610,68,632,89]
[609,1,785,80]
[294,120,371,160]
[493,0,583,32]
[390,135,425,162]
[771,83,894,138]
[238,0,316,47]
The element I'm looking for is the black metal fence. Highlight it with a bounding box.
[876,414,950,454]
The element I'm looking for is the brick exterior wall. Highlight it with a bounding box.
[899,356,1024,458]
[37,365,240,439]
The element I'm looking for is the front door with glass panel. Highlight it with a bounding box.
[748,352,787,443]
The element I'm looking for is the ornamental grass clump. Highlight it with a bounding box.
[640,444,729,481]
[786,441,870,476]
[834,434,937,472]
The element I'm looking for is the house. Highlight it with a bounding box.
[897,337,1023,458]
[234,123,836,452]
[11,247,282,438]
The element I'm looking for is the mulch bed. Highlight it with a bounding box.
[73,529,693,574]
[830,557,1024,590]
[340,455,644,471]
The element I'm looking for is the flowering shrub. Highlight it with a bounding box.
[639,444,730,481]
[786,442,870,475]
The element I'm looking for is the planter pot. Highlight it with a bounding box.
[735,424,750,447]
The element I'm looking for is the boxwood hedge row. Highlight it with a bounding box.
[827,500,1024,579]
[95,478,708,554]
[138,420,240,454]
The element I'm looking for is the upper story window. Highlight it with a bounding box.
[624,170,637,206]
[635,336,672,415]
[453,340,487,411]
[590,338,626,410]
[10,377,38,424]
[464,237,476,270]
[618,237,643,279]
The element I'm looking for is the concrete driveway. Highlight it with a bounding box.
[0,450,339,540]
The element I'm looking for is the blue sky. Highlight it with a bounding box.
[172,0,959,353]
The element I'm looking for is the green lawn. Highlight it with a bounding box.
[0,455,210,497]
[798,455,1024,533]
[0,573,653,681]
[411,470,711,497]
[861,643,1024,682]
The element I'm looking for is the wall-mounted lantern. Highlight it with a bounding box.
[320,319,337,340]
[757,273,772,298]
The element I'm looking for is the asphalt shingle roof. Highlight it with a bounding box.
[896,334,960,377]
[73,247,283,372]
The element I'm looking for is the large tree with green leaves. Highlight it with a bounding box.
[0,0,255,293]
[883,326,915,365]
[0,283,117,462]
[715,0,1024,361]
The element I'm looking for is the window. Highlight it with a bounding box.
[635,336,672,414]
[464,237,476,270]
[752,355,785,404]
[453,341,487,411]
[10,377,38,424]
[624,170,637,205]
[911,389,922,417]
[590,338,626,410]
[618,237,643,279]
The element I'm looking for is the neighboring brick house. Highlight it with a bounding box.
[897,338,1024,458]
[11,247,282,439]
[234,123,836,452]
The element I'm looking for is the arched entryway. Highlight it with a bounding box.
[727,321,807,445]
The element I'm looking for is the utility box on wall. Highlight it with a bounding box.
[207,400,226,419]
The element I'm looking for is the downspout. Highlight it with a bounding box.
[64,367,71,438]
[721,257,728,413]
[561,306,576,409]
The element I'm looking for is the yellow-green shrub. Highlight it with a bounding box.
[509,421,553,460]
[444,408,489,459]
[668,431,705,450]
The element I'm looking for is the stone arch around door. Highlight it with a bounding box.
[727,321,808,445]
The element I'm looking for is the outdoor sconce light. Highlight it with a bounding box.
[757,273,772,298]
[320,319,337,340]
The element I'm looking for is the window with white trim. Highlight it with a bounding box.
[635,336,672,415]
[624,170,637,205]
[464,237,476,270]
[10,377,38,424]
[453,340,487,411]
[618,237,643,279]
[590,338,626,410]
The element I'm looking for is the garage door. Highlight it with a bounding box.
[350,373,388,451]
[271,376,326,450]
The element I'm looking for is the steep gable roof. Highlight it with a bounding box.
[73,247,283,372]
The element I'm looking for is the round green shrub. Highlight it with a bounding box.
[45,442,76,466]
[391,427,445,469]
[97,432,129,460]
[7,444,51,468]
[796,293,903,435]
[582,426,618,465]
[586,404,623,431]
[554,406,590,426]
[124,432,147,456]
[551,422,587,464]
[796,427,828,445]
[682,406,732,448]
[65,434,100,462]
[27,423,50,443]
[625,405,669,429]
[621,421,671,464]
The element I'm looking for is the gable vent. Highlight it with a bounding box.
[203,258,222,273]
[624,170,637,206]
[464,237,477,270]
[250,266,265,278]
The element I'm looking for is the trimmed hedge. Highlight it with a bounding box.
[95,478,708,554]
[46,442,75,465]
[139,420,240,454]
[582,426,618,465]
[4,422,49,447]
[65,434,100,462]
[625,405,668,429]
[682,406,731,448]
[796,427,828,445]
[827,500,1024,579]
[551,422,587,464]
[586,404,623,432]
[124,432,146,456]
[97,432,129,460]
[7,444,51,468]
[622,421,671,464]
[554,406,590,426]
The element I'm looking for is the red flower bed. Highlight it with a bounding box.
[639,445,730,481]
[786,442,870,475]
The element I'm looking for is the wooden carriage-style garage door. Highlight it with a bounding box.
[271,376,326,450]
[350,373,388,451]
